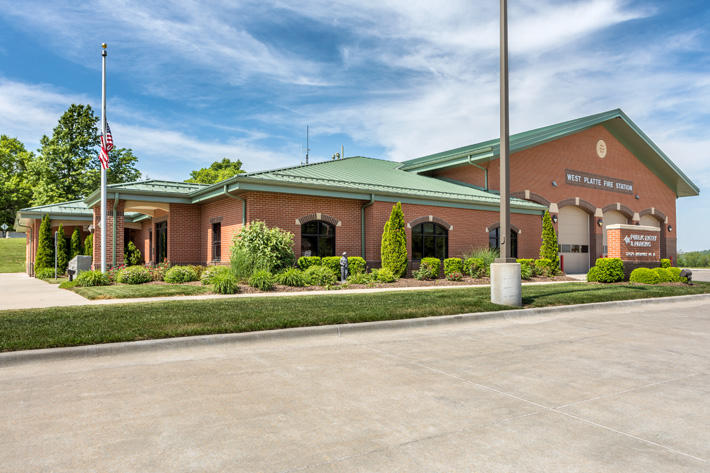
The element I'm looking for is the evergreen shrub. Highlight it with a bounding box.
[277,268,307,287]
[304,265,337,286]
[539,211,560,270]
[653,267,672,283]
[297,256,321,270]
[463,257,486,278]
[629,267,660,284]
[586,266,601,282]
[534,258,555,277]
[660,258,671,268]
[212,272,239,294]
[347,256,366,275]
[375,267,396,283]
[70,228,83,260]
[516,259,534,280]
[667,267,687,283]
[117,265,152,284]
[592,258,625,283]
[420,257,441,278]
[35,214,53,273]
[443,258,463,276]
[75,270,110,287]
[164,266,198,283]
[249,270,276,291]
[380,202,408,277]
[35,267,56,280]
[55,224,69,275]
[84,233,93,257]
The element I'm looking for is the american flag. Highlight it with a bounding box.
[98,122,113,170]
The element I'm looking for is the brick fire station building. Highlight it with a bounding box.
[17,109,699,275]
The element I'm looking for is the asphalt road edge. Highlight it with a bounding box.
[2,293,709,366]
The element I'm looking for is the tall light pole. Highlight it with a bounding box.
[100,43,107,273]
[490,0,522,306]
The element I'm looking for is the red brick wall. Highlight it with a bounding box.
[432,125,677,261]
[167,203,201,264]
[92,200,125,269]
[200,196,245,265]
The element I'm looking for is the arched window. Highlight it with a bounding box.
[301,220,335,257]
[412,223,448,260]
[489,227,518,258]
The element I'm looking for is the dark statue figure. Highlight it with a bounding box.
[340,252,349,282]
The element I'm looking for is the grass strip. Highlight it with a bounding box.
[70,284,212,300]
[0,239,26,273]
[1,282,709,352]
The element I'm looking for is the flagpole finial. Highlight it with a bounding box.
[102,43,107,49]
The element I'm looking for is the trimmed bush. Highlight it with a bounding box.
[321,256,341,276]
[35,214,53,273]
[124,241,142,266]
[420,257,441,278]
[347,256,366,275]
[164,266,198,283]
[443,258,463,276]
[249,270,276,291]
[276,268,307,287]
[304,265,337,286]
[534,258,555,277]
[587,266,601,282]
[653,267,673,283]
[539,210,560,270]
[212,271,239,294]
[592,258,625,283]
[297,256,322,270]
[629,267,660,284]
[83,233,93,257]
[381,202,408,277]
[667,266,687,283]
[660,258,671,268]
[463,257,486,278]
[200,266,232,285]
[35,267,56,279]
[188,265,205,280]
[463,247,498,277]
[375,267,396,283]
[75,270,110,287]
[70,228,83,260]
[517,259,534,280]
[446,271,463,281]
[56,224,69,275]
[117,265,152,284]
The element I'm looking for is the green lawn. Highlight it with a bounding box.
[71,283,212,299]
[1,282,709,352]
[0,238,25,273]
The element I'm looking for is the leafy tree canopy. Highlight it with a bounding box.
[0,135,34,227]
[185,158,245,184]
[29,104,141,205]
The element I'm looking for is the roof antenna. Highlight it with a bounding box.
[305,125,310,165]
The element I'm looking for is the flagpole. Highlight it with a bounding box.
[100,43,107,273]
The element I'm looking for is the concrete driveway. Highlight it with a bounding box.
[1,297,708,472]
[0,273,87,310]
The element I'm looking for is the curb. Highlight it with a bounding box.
[2,293,709,366]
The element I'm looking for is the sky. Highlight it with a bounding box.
[0,0,708,250]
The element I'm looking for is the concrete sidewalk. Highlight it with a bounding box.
[0,273,87,310]
[0,273,582,310]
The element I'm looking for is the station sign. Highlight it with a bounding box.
[565,169,633,194]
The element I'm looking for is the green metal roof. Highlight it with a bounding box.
[399,109,700,198]
[201,156,544,211]
[84,179,208,207]
[18,199,144,222]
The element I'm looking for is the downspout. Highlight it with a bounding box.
[112,192,119,267]
[361,194,375,259]
[468,155,488,191]
[223,184,246,225]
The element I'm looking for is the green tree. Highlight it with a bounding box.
[56,224,69,274]
[186,158,245,184]
[84,233,93,258]
[30,104,141,205]
[539,210,560,271]
[380,202,408,277]
[34,215,53,273]
[0,135,34,227]
[70,228,83,259]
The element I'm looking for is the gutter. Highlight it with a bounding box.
[223,184,246,225]
[113,192,119,267]
[361,194,375,259]
[468,155,488,191]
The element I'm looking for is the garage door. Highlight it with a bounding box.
[559,206,590,274]
[603,210,627,255]
[640,215,661,229]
